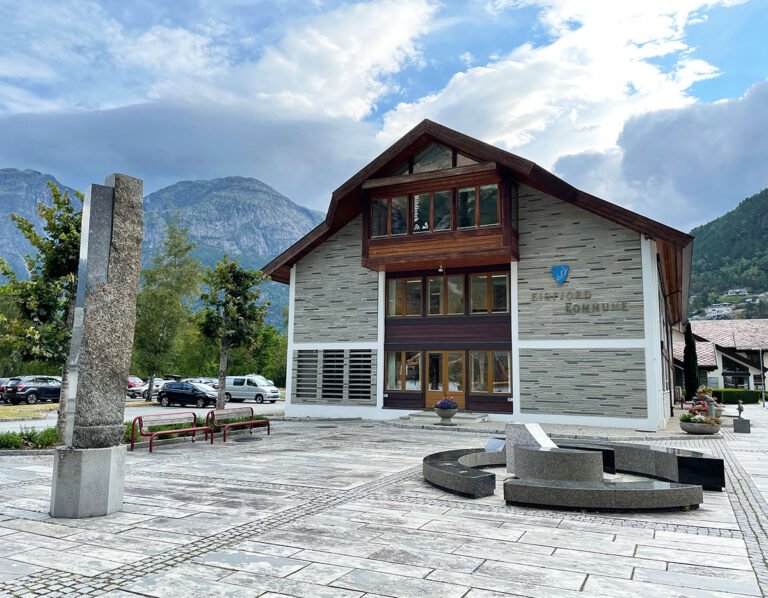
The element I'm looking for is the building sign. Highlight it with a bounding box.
[551,265,569,286]
[531,290,629,314]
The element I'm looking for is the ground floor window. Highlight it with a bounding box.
[470,351,511,393]
[385,351,422,391]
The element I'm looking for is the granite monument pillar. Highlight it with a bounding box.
[50,174,143,518]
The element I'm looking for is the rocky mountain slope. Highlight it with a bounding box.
[0,169,324,326]
[0,169,78,276]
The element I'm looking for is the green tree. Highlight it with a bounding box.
[200,257,269,409]
[131,221,202,399]
[0,183,82,440]
[0,183,82,365]
[683,322,699,402]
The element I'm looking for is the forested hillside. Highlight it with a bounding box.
[690,188,768,296]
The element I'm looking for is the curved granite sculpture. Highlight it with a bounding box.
[422,426,719,510]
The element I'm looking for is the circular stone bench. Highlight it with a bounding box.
[422,448,505,498]
[504,478,703,511]
[555,439,725,491]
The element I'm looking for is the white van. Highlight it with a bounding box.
[224,375,280,403]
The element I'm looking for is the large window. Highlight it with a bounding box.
[470,272,509,314]
[370,183,499,238]
[470,351,511,394]
[386,351,422,391]
[427,275,465,316]
[459,184,499,229]
[387,278,422,317]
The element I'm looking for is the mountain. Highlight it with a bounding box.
[690,188,768,297]
[0,169,78,276]
[0,169,324,327]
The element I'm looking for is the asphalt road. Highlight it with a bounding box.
[0,399,285,433]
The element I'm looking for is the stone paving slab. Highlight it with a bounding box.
[0,411,766,596]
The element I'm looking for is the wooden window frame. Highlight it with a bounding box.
[385,350,422,392]
[478,184,500,228]
[386,277,423,318]
[469,350,512,395]
[370,182,499,239]
[469,272,509,315]
[426,274,466,317]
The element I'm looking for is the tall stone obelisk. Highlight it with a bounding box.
[50,174,143,518]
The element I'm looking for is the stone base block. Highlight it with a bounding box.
[734,418,751,433]
[505,423,556,473]
[50,445,126,518]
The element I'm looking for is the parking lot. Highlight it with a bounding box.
[0,398,285,433]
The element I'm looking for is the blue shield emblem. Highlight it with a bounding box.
[551,265,569,286]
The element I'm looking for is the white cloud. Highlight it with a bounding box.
[555,81,768,231]
[379,0,733,174]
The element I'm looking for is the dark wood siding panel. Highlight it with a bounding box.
[383,394,424,409]
[385,316,511,349]
[467,396,514,413]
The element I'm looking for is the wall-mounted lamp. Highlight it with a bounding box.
[438,265,444,274]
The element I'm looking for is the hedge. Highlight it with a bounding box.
[711,389,765,404]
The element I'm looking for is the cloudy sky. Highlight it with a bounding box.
[0,0,766,231]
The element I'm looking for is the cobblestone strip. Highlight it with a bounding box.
[709,441,768,594]
[370,485,744,537]
[0,466,421,597]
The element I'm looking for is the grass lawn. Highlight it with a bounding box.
[0,402,58,420]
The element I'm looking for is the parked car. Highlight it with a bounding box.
[183,377,219,389]
[224,375,280,403]
[127,375,144,389]
[4,376,62,405]
[129,378,167,400]
[0,378,10,403]
[158,382,217,408]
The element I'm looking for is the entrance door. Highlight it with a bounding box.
[426,351,465,410]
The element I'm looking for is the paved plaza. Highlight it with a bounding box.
[0,408,767,597]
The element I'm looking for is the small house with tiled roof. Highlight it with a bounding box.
[674,320,768,390]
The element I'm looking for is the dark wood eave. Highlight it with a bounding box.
[263,119,694,313]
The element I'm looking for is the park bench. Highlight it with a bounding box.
[205,407,270,442]
[130,412,212,453]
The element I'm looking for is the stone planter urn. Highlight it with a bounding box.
[680,421,721,435]
[434,407,458,426]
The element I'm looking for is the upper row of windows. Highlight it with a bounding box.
[387,272,509,317]
[371,184,500,238]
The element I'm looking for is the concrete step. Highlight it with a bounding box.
[402,411,489,424]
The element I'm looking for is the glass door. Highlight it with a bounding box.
[425,351,465,410]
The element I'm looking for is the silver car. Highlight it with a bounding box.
[224,375,280,403]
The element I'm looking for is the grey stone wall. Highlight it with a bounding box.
[293,216,379,343]
[519,348,648,419]
[517,185,644,339]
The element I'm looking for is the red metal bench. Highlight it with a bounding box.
[205,407,270,442]
[130,412,212,453]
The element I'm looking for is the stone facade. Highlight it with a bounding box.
[519,348,648,419]
[517,185,644,339]
[293,216,378,344]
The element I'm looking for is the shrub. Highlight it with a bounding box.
[0,427,58,449]
[711,389,764,404]
[31,427,59,448]
[0,432,23,449]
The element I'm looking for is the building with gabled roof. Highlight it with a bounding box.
[264,120,693,430]
[673,320,768,391]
